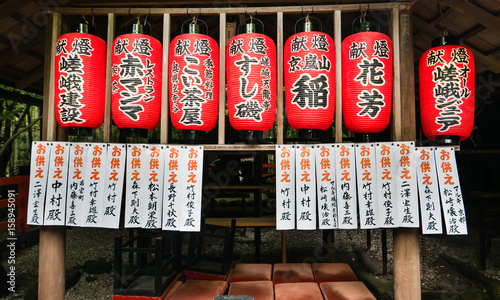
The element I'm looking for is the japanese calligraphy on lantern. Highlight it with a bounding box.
[27,142,52,225]
[284,31,335,130]
[342,31,393,133]
[163,146,185,231]
[395,142,419,227]
[355,143,379,229]
[82,143,107,227]
[141,145,165,229]
[54,33,106,128]
[419,45,475,141]
[296,145,316,230]
[112,33,162,130]
[415,147,443,234]
[315,144,337,229]
[124,144,147,228]
[169,33,219,132]
[375,143,397,228]
[180,146,204,232]
[435,147,467,235]
[101,144,126,229]
[276,145,296,230]
[226,32,276,131]
[336,144,357,229]
[66,143,88,226]
[44,142,69,226]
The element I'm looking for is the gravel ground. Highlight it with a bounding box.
[2,226,499,299]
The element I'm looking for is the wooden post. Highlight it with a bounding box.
[103,13,115,144]
[161,13,171,144]
[392,7,421,300]
[39,12,66,300]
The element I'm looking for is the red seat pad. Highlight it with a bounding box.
[228,281,274,300]
[185,268,230,281]
[272,263,314,284]
[228,263,273,283]
[168,280,228,300]
[312,263,358,283]
[274,282,323,300]
[165,281,184,300]
[320,281,376,300]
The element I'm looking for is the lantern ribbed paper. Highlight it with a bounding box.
[169,33,219,132]
[111,33,162,130]
[54,33,106,129]
[226,33,277,131]
[419,44,474,142]
[342,31,393,133]
[284,31,335,130]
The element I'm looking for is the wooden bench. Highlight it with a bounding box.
[205,217,287,263]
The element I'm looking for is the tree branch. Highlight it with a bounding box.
[0,116,42,156]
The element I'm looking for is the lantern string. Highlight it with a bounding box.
[436,0,449,36]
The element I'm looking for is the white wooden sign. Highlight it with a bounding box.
[141,145,165,229]
[355,143,379,229]
[276,145,296,230]
[124,144,147,228]
[375,143,398,228]
[296,145,317,230]
[395,142,419,227]
[163,145,185,231]
[435,147,467,235]
[66,143,88,226]
[415,147,443,234]
[336,144,357,229]
[101,144,126,229]
[315,144,337,229]
[82,143,107,227]
[44,142,69,226]
[180,146,204,232]
[27,141,51,225]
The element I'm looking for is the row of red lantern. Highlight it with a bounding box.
[54,22,474,143]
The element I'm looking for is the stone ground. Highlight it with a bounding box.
[1,225,500,299]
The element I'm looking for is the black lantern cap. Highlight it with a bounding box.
[432,35,460,47]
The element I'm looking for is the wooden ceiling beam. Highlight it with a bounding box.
[71,0,340,6]
[412,15,500,74]
[0,30,46,69]
[15,64,44,90]
[0,0,38,21]
[441,0,500,31]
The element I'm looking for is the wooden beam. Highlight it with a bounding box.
[334,10,342,143]
[0,88,43,107]
[0,0,35,21]
[441,0,500,31]
[412,15,500,74]
[15,64,44,90]
[276,12,284,144]
[391,8,401,141]
[39,12,65,300]
[103,13,115,143]
[218,13,226,145]
[160,13,170,144]
[0,30,46,69]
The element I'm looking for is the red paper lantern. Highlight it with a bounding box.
[111,29,162,131]
[169,31,219,132]
[342,29,393,133]
[419,37,474,143]
[284,30,335,130]
[226,29,276,132]
[54,31,106,130]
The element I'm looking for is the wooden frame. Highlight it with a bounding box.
[40,3,419,300]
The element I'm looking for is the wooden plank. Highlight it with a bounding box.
[205,217,275,227]
[44,13,60,142]
[399,12,416,140]
[160,13,171,144]
[218,13,226,145]
[203,144,275,152]
[103,13,115,143]
[54,3,412,16]
[0,175,29,186]
[16,64,44,90]
[391,8,401,142]
[276,12,284,144]
[203,185,275,190]
[334,10,342,143]
[41,20,53,141]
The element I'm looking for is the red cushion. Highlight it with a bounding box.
[320,281,376,300]
[274,282,323,300]
[185,269,229,281]
[164,281,183,300]
[229,281,274,300]
[312,263,358,283]
[272,263,314,284]
[229,263,273,283]
[168,280,228,300]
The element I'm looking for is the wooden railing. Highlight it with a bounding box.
[0,176,30,233]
